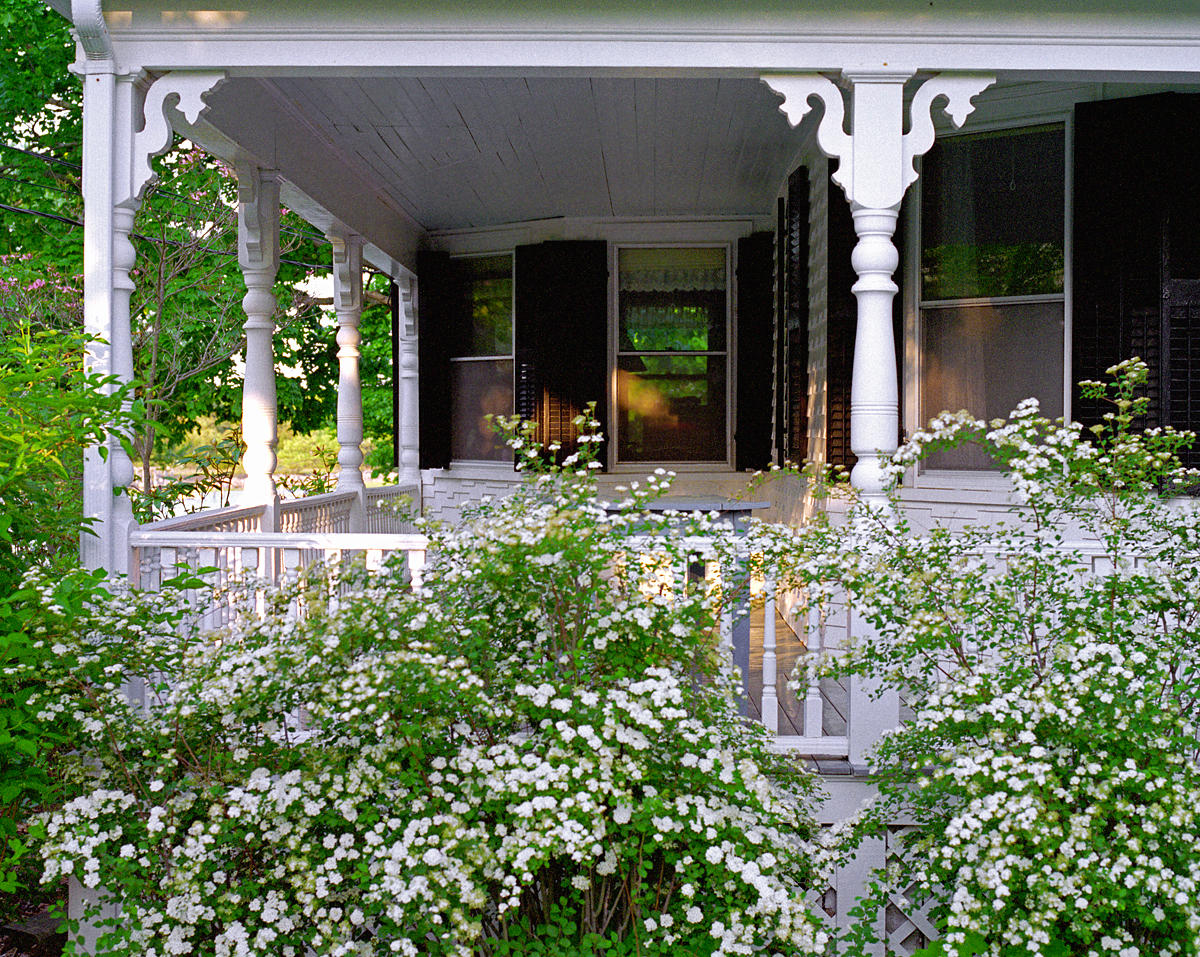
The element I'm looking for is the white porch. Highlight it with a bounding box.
[61,4,1200,948]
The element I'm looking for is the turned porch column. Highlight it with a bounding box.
[79,66,134,572]
[329,231,367,531]
[237,165,282,531]
[396,276,421,489]
[329,232,366,491]
[78,56,224,571]
[761,71,994,504]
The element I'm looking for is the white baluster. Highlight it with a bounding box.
[408,548,427,591]
[761,575,779,735]
[804,598,825,738]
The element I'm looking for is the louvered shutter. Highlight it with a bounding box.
[416,250,456,470]
[785,168,810,463]
[736,232,775,471]
[514,241,609,467]
[774,197,788,463]
[826,172,857,472]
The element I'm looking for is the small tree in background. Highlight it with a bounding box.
[2,0,342,502]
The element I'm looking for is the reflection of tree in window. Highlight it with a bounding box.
[450,254,513,462]
[616,248,727,462]
[919,126,1065,470]
[921,125,1064,300]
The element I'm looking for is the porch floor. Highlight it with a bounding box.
[743,605,852,772]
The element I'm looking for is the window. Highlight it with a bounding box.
[449,254,513,462]
[918,125,1066,470]
[615,247,729,463]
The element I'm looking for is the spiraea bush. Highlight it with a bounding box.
[750,359,1200,956]
[26,411,832,957]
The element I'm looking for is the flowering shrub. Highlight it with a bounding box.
[29,416,831,956]
[753,360,1200,956]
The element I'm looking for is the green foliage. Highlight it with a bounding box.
[2,2,341,499]
[130,424,245,523]
[29,417,831,957]
[361,273,395,474]
[756,358,1200,956]
[0,320,139,584]
[0,316,139,905]
[0,0,76,131]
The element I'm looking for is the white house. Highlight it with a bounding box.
[51,0,1200,949]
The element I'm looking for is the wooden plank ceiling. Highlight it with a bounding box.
[265,76,803,230]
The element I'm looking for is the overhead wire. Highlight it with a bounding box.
[0,140,331,247]
[0,201,333,271]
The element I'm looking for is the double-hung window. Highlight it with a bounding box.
[615,246,729,463]
[449,253,514,462]
[917,124,1066,470]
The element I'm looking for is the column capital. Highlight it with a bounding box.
[761,71,993,209]
[237,165,282,274]
[328,230,365,315]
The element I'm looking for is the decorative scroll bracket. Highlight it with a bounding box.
[131,71,226,201]
[397,277,417,340]
[761,71,994,209]
[329,231,365,314]
[759,74,853,193]
[236,164,282,274]
[901,74,996,193]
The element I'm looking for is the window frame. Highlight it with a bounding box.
[608,242,734,471]
[447,250,516,466]
[902,115,1074,487]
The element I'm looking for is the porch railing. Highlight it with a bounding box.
[279,490,359,533]
[365,483,420,533]
[623,534,851,760]
[139,482,421,536]
[127,513,855,761]
[139,503,267,534]
[129,530,429,632]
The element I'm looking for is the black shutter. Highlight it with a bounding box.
[774,197,788,463]
[785,168,810,463]
[416,250,456,470]
[514,241,609,467]
[827,171,857,472]
[1074,92,1200,470]
[736,232,775,471]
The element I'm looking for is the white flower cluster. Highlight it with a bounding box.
[750,359,1200,954]
[30,450,832,957]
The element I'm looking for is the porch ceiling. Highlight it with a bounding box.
[200,75,803,232]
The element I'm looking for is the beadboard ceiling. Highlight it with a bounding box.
[240,76,804,231]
